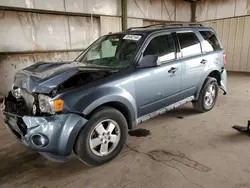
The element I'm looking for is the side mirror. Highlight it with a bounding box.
[137,55,161,68]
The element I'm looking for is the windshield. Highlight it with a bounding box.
[76,34,142,68]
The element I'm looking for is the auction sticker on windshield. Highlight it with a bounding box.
[123,35,141,41]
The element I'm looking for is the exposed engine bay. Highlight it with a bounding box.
[51,70,114,96]
[4,88,37,116]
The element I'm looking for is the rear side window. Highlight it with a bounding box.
[199,31,221,52]
[177,32,201,57]
[144,34,175,63]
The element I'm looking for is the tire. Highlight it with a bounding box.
[73,106,128,166]
[193,77,219,113]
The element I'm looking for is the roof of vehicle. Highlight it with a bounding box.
[111,22,212,36]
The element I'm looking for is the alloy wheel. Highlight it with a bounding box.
[89,119,121,156]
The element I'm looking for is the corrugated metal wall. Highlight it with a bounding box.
[0,11,100,52]
[0,0,191,21]
[202,16,250,72]
[197,0,250,21]
[0,0,192,96]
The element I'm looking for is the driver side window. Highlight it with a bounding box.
[144,34,176,63]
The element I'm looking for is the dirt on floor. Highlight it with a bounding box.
[1,72,250,188]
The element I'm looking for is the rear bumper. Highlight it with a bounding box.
[3,112,87,157]
[220,69,227,95]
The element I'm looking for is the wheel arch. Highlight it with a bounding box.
[208,70,221,85]
[83,95,137,130]
[195,70,221,99]
[87,101,135,130]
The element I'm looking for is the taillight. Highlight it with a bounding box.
[223,53,227,67]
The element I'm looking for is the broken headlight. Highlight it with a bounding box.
[38,94,54,114]
[38,94,64,114]
[12,87,22,99]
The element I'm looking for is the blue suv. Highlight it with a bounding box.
[2,23,227,166]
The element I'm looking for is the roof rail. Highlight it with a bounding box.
[165,22,203,27]
[126,23,165,31]
[126,22,203,31]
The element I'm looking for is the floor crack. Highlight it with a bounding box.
[125,144,205,188]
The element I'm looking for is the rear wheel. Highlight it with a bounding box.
[193,77,219,113]
[74,107,128,166]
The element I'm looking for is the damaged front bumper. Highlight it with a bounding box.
[3,112,87,161]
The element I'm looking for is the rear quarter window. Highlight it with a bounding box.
[199,30,221,52]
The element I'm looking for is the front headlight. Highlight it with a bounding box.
[38,94,64,114]
[38,94,54,114]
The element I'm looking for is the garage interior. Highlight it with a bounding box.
[1,0,250,187]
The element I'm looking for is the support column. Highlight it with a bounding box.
[191,1,197,22]
[121,0,127,30]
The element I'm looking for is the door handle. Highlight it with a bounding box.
[200,59,208,64]
[168,67,178,73]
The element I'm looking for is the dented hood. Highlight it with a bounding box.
[13,61,117,93]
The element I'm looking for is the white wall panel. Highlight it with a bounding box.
[202,21,211,27]
[127,18,143,28]
[127,0,161,20]
[197,0,250,21]
[235,0,248,16]
[69,16,100,49]
[0,0,120,16]
[0,0,65,11]
[226,18,237,71]
[0,11,35,52]
[206,1,217,20]
[100,16,121,35]
[143,20,165,26]
[232,17,244,71]
[34,0,65,11]
[197,0,209,21]
[164,0,177,21]
[0,10,101,52]
[216,0,235,19]
[221,19,230,62]
[175,1,191,22]
[0,0,29,8]
[241,17,250,71]
[216,20,224,39]
[127,0,185,21]
[65,0,120,16]
[0,11,70,52]
[33,13,70,51]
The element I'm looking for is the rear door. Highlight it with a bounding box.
[176,31,205,99]
[198,29,227,93]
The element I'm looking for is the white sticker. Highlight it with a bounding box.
[123,35,141,41]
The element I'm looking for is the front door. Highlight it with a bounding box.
[134,33,182,117]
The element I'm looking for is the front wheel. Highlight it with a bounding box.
[73,107,128,166]
[193,77,219,113]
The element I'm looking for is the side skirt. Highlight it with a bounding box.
[136,96,194,125]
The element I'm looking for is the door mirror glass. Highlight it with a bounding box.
[138,55,161,68]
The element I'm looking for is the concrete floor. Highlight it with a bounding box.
[1,73,250,188]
